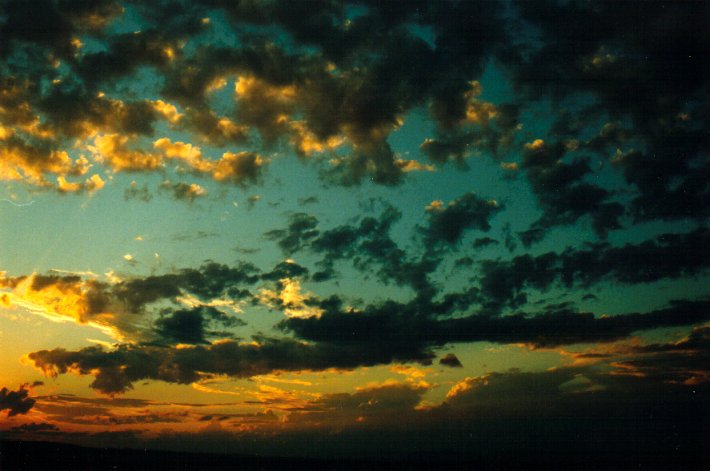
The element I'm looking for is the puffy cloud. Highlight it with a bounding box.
[150,100,183,124]
[182,107,250,145]
[90,134,164,172]
[265,206,439,298]
[0,384,36,416]
[0,272,135,339]
[264,213,320,254]
[290,296,710,349]
[259,278,324,320]
[153,137,266,185]
[478,228,710,310]
[153,306,245,345]
[123,181,153,202]
[517,138,624,245]
[0,262,261,341]
[507,1,710,224]
[0,0,122,58]
[439,353,462,368]
[421,83,520,165]
[57,174,105,194]
[289,121,344,157]
[211,151,265,185]
[153,138,207,170]
[234,75,296,143]
[0,141,75,186]
[289,382,429,427]
[26,334,432,395]
[421,192,502,245]
[0,0,705,200]
[159,181,208,202]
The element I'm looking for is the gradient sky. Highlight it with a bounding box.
[0,0,708,463]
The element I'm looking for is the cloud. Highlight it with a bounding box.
[0,0,508,187]
[90,134,164,172]
[289,382,428,426]
[0,130,94,191]
[0,384,36,416]
[153,306,245,345]
[507,1,710,225]
[26,334,434,395]
[210,151,265,185]
[159,180,208,202]
[0,262,261,341]
[258,278,324,320]
[422,192,502,245]
[421,82,520,165]
[264,213,319,254]
[154,363,708,462]
[439,353,462,368]
[152,137,266,185]
[282,297,710,364]
[9,422,60,434]
[472,237,498,249]
[265,206,440,298]
[182,107,250,145]
[124,181,153,202]
[34,393,188,426]
[0,0,705,202]
[517,139,624,245]
[478,228,710,310]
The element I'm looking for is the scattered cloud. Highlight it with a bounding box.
[0,384,36,416]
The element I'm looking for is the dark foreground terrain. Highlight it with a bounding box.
[1,439,707,471]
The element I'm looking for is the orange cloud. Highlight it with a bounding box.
[90,134,164,172]
[0,273,137,341]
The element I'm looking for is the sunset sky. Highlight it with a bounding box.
[1,0,708,463]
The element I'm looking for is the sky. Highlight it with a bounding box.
[0,0,708,464]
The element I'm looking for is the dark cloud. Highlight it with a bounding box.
[453,256,474,269]
[170,230,218,242]
[0,384,36,416]
[472,237,498,249]
[265,206,441,300]
[284,297,710,355]
[290,382,428,427]
[38,87,159,138]
[297,196,318,205]
[264,213,319,254]
[0,0,707,200]
[182,106,250,146]
[266,213,706,315]
[153,306,245,345]
[518,139,624,245]
[158,180,207,202]
[9,422,60,434]
[27,334,434,395]
[0,261,263,341]
[421,101,520,165]
[123,181,153,202]
[439,353,462,368]
[421,192,502,245]
[261,260,309,282]
[112,261,261,311]
[0,0,121,59]
[245,194,261,209]
[432,366,709,464]
[0,0,513,186]
[479,228,710,310]
[507,0,710,225]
